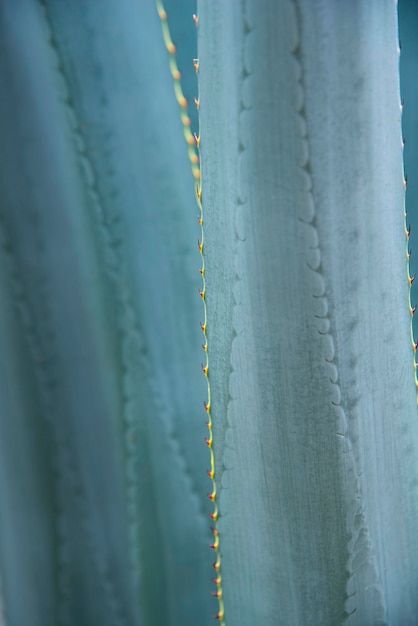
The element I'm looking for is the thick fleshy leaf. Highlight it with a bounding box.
[198,1,418,624]
[0,1,211,625]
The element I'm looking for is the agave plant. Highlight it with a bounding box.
[0,1,417,625]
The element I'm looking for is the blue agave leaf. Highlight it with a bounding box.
[0,238,56,626]
[198,1,418,624]
[0,2,141,624]
[0,1,211,625]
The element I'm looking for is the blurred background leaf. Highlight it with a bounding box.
[0,1,213,625]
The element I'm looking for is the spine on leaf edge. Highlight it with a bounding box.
[156,3,225,623]
[156,0,200,179]
[399,43,418,401]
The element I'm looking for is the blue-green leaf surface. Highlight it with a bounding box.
[198,1,418,624]
[0,1,211,625]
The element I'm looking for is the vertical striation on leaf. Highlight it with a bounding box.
[199,0,418,624]
[292,1,387,622]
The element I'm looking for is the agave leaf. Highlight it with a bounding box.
[0,1,211,624]
[0,231,56,626]
[198,1,418,624]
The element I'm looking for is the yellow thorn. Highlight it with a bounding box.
[174,82,187,108]
[186,131,195,146]
[210,534,220,550]
[157,6,167,20]
[213,553,221,570]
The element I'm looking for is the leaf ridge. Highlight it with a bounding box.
[0,209,74,626]
[293,1,388,622]
[36,5,133,623]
